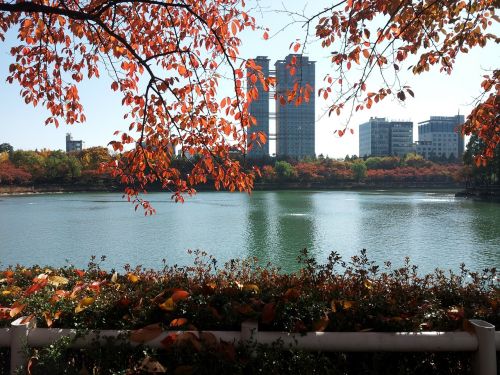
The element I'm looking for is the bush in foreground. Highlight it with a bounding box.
[0,250,498,373]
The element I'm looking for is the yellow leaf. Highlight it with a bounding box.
[111,272,118,283]
[75,297,95,313]
[159,297,175,312]
[48,275,69,286]
[127,273,139,283]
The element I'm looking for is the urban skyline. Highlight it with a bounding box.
[247,54,316,159]
[359,115,465,160]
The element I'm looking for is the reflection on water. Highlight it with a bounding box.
[274,192,316,271]
[0,191,498,273]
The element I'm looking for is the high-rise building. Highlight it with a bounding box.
[247,56,270,159]
[275,54,315,159]
[359,118,413,157]
[416,115,465,159]
[66,133,83,153]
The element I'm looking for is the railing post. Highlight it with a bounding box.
[241,321,258,342]
[469,320,496,375]
[10,317,35,375]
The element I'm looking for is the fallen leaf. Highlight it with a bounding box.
[48,275,69,286]
[159,297,175,312]
[75,297,95,313]
[170,318,188,328]
[130,323,163,343]
[171,290,189,302]
[139,356,166,373]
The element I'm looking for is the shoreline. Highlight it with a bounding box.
[1,183,464,196]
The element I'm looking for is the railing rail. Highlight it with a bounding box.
[1,318,498,375]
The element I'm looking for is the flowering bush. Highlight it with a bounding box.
[1,250,498,373]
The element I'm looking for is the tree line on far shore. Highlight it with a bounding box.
[0,136,498,188]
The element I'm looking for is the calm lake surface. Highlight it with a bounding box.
[0,191,498,273]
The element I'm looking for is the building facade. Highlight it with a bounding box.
[247,56,270,159]
[416,115,465,159]
[275,54,315,159]
[66,133,83,153]
[359,118,413,157]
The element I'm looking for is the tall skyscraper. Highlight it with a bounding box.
[359,118,413,157]
[416,115,465,159]
[247,56,270,159]
[275,54,315,159]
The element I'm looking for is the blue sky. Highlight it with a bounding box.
[0,0,498,158]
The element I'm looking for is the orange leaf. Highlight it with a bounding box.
[171,290,189,302]
[170,318,188,327]
[4,270,14,278]
[9,303,25,318]
[74,269,85,278]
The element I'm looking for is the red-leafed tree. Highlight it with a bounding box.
[0,160,32,185]
[0,0,272,213]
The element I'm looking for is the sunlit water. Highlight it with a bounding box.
[0,191,498,273]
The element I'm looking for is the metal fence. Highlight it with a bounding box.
[1,317,498,375]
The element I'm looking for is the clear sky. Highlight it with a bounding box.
[0,0,498,158]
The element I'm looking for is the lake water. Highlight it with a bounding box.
[0,191,498,273]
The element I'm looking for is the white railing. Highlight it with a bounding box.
[1,318,498,375]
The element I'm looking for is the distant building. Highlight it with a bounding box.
[275,54,315,159]
[416,115,465,159]
[66,133,83,152]
[359,118,413,157]
[247,56,270,159]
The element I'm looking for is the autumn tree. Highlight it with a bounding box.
[0,0,272,213]
[0,160,32,184]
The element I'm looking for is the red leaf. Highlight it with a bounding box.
[261,303,276,324]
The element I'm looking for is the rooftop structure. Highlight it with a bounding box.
[66,133,83,153]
